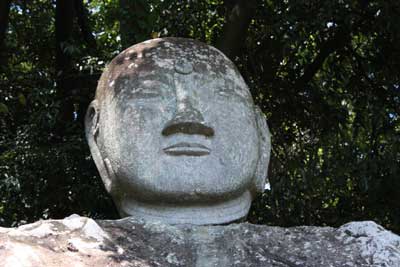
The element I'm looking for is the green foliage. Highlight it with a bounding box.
[0,0,118,226]
[245,0,400,232]
[0,0,399,233]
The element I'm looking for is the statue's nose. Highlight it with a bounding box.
[162,99,214,137]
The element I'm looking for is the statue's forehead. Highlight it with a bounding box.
[109,40,228,75]
[101,38,251,100]
[119,38,228,70]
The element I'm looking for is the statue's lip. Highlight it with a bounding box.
[163,142,210,156]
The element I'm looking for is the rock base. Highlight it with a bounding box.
[1,215,399,266]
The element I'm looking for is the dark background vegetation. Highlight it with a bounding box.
[0,0,399,232]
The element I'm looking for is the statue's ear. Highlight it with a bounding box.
[253,106,272,196]
[85,100,116,193]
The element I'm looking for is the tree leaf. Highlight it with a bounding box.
[18,93,26,106]
[0,103,9,114]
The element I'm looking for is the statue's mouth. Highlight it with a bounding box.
[163,142,210,156]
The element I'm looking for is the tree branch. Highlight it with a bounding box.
[350,49,400,116]
[216,0,256,61]
[293,26,349,89]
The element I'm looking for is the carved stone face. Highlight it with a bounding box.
[85,38,271,225]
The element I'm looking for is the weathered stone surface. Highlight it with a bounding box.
[85,37,271,225]
[1,215,399,267]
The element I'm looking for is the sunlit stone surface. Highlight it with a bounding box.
[85,37,271,225]
[1,216,399,267]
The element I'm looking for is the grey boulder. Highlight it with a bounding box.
[0,215,399,267]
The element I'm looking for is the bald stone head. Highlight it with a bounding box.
[85,37,271,225]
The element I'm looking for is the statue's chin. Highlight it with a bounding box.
[116,190,252,225]
[113,174,253,205]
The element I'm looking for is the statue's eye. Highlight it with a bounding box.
[132,87,160,98]
[216,88,242,101]
[217,89,230,97]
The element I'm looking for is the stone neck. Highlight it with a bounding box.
[117,191,252,225]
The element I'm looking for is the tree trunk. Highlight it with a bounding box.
[55,0,75,127]
[56,0,74,77]
[0,0,11,66]
[119,0,150,49]
[216,0,256,61]
[74,0,97,51]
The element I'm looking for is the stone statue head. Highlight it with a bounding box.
[85,37,271,225]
